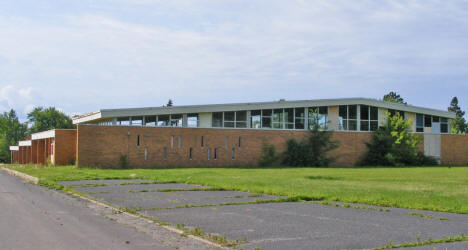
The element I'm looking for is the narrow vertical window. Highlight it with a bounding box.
[225,137,229,149]
[232,148,235,160]
[214,148,218,160]
[201,136,204,147]
[171,136,174,148]
[189,148,193,160]
[207,148,211,160]
[163,147,167,160]
[178,136,181,148]
[144,148,148,161]
[238,137,241,148]
[137,135,140,146]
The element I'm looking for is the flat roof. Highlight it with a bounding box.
[73,97,456,124]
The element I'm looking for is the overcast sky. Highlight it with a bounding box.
[1,0,467,120]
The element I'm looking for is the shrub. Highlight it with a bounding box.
[361,113,438,166]
[119,154,129,169]
[282,114,339,167]
[259,142,280,167]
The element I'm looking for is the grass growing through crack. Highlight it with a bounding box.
[373,233,468,249]
[320,200,391,212]
[407,212,450,221]
[177,224,246,247]
[8,164,468,214]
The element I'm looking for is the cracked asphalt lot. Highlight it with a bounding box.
[59,179,468,250]
[0,171,214,250]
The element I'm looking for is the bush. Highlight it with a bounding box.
[282,114,339,167]
[119,154,129,169]
[259,142,280,167]
[361,113,438,166]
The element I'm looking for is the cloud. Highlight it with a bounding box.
[0,85,41,119]
[0,0,467,115]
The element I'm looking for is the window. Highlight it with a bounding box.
[117,117,130,126]
[224,112,235,127]
[145,116,156,126]
[238,137,241,148]
[284,108,294,129]
[339,105,357,131]
[225,136,229,149]
[262,109,272,128]
[424,115,432,127]
[416,114,424,132]
[272,109,283,129]
[178,136,181,148]
[201,136,204,147]
[295,108,305,129]
[251,110,261,128]
[212,112,223,127]
[214,148,218,160]
[360,106,379,131]
[144,148,148,161]
[170,114,183,127]
[163,147,167,160]
[171,136,174,148]
[207,148,211,160]
[157,115,169,126]
[308,107,328,130]
[441,118,448,133]
[131,116,143,126]
[137,135,140,146]
[235,111,247,128]
[189,148,193,160]
[187,113,199,128]
[232,148,235,160]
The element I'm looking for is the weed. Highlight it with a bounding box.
[189,227,204,237]
[373,233,468,249]
[408,212,435,219]
[176,223,186,231]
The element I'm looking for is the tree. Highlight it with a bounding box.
[27,107,73,135]
[282,113,339,167]
[361,113,437,166]
[448,97,467,134]
[166,99,173,107]
[0,109,27,163]
[448,97,465,117]
[383,91,406,104]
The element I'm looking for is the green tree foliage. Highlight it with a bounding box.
[166,99,173,107]
[259,141,280,166]
[448,97,467,134]
[383,91,406,104]
[27,107,73,135]
[282,113,339,167]
[361,113,438,166]
[0,109,27,162]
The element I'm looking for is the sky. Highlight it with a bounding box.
[0,0,467,120]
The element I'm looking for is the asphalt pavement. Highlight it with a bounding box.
[0,171,211,250]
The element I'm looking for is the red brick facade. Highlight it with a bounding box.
[76,125,375,168]
[11,129,76,165]
[441,134,468,165]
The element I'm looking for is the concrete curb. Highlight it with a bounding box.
[0,165,224,249]
[0,166,39,184]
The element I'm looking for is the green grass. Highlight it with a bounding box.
[5,164,468,214]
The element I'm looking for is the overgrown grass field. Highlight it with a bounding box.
[6,165,468,214]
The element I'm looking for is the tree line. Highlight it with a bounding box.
[0,107,73,163]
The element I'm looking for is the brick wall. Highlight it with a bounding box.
[76,125,374,168]
[441,134,468,165]
[54,130,77,165]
